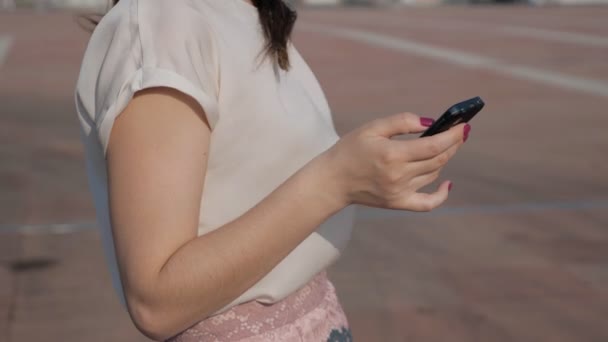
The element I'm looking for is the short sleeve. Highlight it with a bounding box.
[95,0,220,158]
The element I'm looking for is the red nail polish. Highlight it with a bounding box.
[420,117,435,127]
[448,182,453,192]
[463,124,471,142]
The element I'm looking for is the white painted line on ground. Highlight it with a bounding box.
[2,198,608,233]
[300,23,608,98]
[0,35,13,67]
[357,198,608,220]
[0,222,98,234]
[347,15,608,48]
[499,26,608,48]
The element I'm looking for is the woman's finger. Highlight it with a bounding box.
[407,142,461,176]
[409,170,441,190]
[367,112,434,139]
[397,123,469,162]
[410,116,435,134]
[399,180,452,212]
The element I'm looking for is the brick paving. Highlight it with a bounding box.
[1,4,607,341]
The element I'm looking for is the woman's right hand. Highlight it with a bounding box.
[323,112,470,212]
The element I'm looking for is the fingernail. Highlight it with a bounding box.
[448,182,453,192]
[463,124,471,142]
[420,117,435,127]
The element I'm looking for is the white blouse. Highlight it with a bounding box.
[74,0,355,315]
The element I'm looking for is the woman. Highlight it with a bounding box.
[74,0,470,341]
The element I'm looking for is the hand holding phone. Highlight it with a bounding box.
[421,96,485,137]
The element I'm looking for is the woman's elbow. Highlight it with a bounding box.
[126,295,176,341]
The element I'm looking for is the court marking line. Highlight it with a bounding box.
[0,35,13,68]
[356,198,608,220]
[498,26,608,48]
[0,222,98,234]
[299,23,608,98]
[2,199,607,233]
[337,13,608,48]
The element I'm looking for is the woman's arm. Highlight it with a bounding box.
[108,86,466,341]
[106,87,347,341]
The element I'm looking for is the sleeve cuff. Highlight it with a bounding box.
[97,66,220,158]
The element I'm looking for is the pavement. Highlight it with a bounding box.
[1,4,608,341]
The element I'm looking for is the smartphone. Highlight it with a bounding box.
[420,96,485,137]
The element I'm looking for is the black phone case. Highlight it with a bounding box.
[420,96,485,137]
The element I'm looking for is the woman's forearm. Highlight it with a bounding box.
[134,152,347,341]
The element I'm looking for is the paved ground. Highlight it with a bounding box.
[1,3,608,341]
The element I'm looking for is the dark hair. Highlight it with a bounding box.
[79,0,297,71]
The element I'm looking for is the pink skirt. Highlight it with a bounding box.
[165,271,352,342]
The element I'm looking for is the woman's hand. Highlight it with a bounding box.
[323,112,470,212]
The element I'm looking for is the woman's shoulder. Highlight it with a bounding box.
[75,0,222,147]
[92,0,224,33]
[136,0,222,29]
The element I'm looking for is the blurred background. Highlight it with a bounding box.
[1,0,608,341]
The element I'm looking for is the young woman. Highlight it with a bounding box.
[74,0,470,341]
